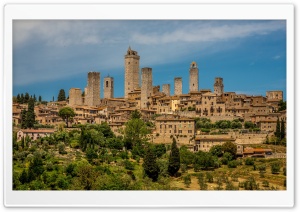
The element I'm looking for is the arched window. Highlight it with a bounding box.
[106,81,108,87]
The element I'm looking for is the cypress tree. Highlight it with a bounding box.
[143,147,159,181]
[20,93,24,104]
[33,94,37,102]
[21,109,27,129]
[168,138,180,176]
[57,89,66,101]
[275,117,281,140]
[38,95,42,102]
[16,94,21,103]
[26,98,35,128]
[24,92,30,103]
[280,118,285,140]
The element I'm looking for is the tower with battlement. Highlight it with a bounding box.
[174,77,182,96]
[124,47,140,99]
[141,67,153,109]
[214,77,224,96]
[85,72,100,106]
[189,61,199,92]
[104,76,114,99]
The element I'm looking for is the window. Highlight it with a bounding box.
[106,81,108,87]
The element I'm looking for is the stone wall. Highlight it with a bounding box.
[214,77,224,95]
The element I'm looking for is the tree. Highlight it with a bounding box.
[222,141,237,159]
[26,98,35,128]
[21,109,27,128]
[143,147,159,181]
[244,121,255,129]
[275,117,281,140]
[168,138,180,176]
[280,118,285,140]
[20,93,24,104]
[194,151,216,171]
[24,92,30,103]
[16,94,21,103]
[130,109,142,119]
[153,144,166,158]
[209,145,223,157]
[124,118,149,149]
[58,107,76,128]
[278,100,286,111]
[183,174,192,188]
[57,89,66,101]
[180,145,195,166]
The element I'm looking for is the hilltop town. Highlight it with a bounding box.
[12,47,287,190]
[13,47,286,152]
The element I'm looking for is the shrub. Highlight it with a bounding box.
[262,180,269,188]
[271,162,281,174]
[228,160,239,168]
[243,176,259,190]
[183,174,192,188]
[206,172,214,183]
[124,160,134,170]
[245,158,255,166]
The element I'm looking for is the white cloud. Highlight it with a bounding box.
[273,55,281,60]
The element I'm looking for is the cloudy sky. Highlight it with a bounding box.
[13,20,286,101]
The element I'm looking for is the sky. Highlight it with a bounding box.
[13,20,286,101]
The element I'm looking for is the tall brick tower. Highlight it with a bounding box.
[85,72,100,106]
[141,67,153,109]
[124,47,140,99]
[174,77,182,96]
[103,76,114,99]
[189,61,199,92]
[162,84,171,96]
[214,77,224,96]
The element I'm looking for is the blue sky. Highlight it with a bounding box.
[13,20,286,101]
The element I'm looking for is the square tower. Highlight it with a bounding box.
[85,72,100,106]
[162,84,171,96]
[69,88,83,106]
[141,67,153,109]
[189,61,199,92]
[214,77,224,96]
[124,47,140,99]
[174,77,182,96]
[104,76,114,99]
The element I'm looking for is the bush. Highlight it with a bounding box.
[58,142,67,154]
[271,162,281,174]
[206,172,214,183]
[243,176,259,190]
[124,160,135,170]
[262,180,269,188]
[183,174,192,188]
[228,160,239,168]
[245,158,255,166]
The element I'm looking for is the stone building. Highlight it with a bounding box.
[174,77,182,96]
[155,114,195,137]
[124,47,140,99]
[162,84,171,96]
[189,61,199,92]
[69,88,83,106]
[141,67,153,109]
[85,72,100,107]
[194,135,236,152]
[214,77,224,96]
[266,91,283,101]
[103,76,114,99]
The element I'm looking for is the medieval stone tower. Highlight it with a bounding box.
[85,72,100,106]
[162,84,171,96]
[104,76,114,99]
[214,77,224,96]
[141,67,153,109]
[174,77,182,96]
[189,61,199,92]
[124,47,140,99]
[69,88,83,106]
